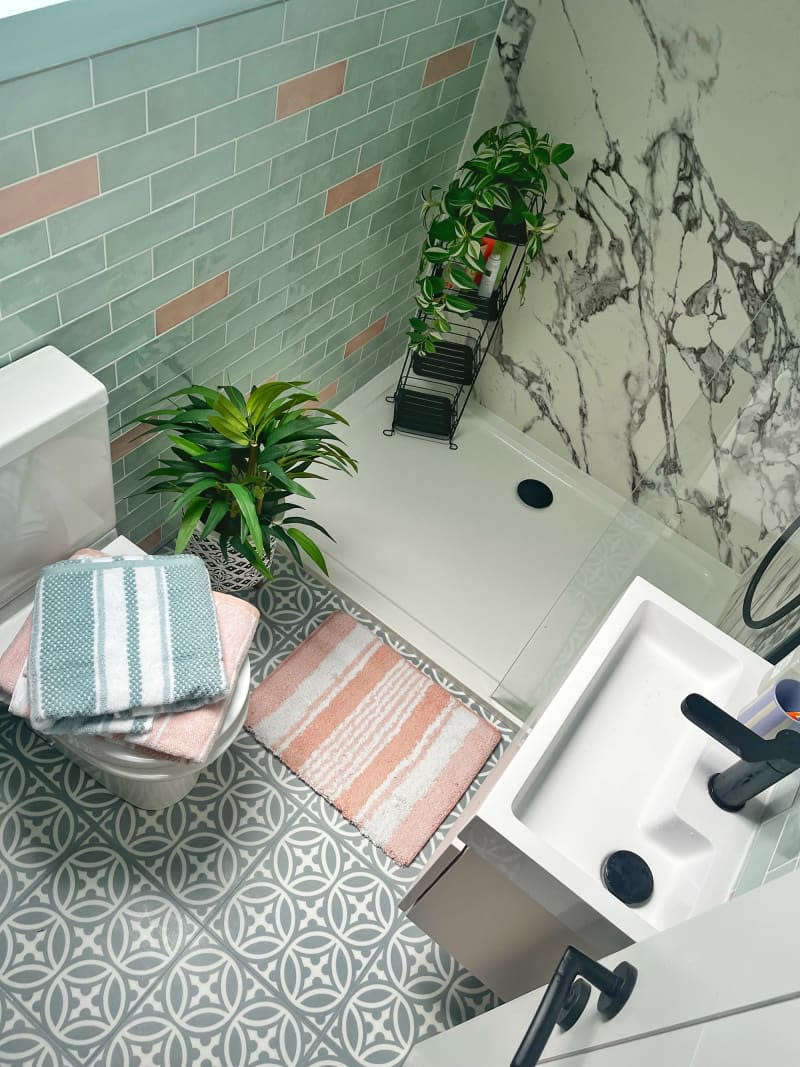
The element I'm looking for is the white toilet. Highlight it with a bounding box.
[0,346,251,809]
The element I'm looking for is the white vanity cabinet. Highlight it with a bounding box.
[407,865,800,1065]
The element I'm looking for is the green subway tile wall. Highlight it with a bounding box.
[0,0,501,546]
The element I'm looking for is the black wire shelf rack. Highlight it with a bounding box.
[385,220,529,449]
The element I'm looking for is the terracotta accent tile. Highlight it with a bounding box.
[422,41,475,87]
[318,380,338,404]
[139,527,163,553]
[325,164,381,216]
[0,156,99,237]
[110,425,154,463]
[305,380,338,408]
[156,272,229,335]
[276,60,347,120]
[344,315,387,358]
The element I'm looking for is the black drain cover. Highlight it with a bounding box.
[517,479,553,509]
[601,851,654,908]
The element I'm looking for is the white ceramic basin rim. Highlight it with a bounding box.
[470,577,771,944]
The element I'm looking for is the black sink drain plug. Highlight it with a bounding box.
[601,850,654,908]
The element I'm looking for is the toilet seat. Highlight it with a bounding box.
[0,533,253,810]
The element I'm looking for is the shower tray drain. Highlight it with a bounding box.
[517,479,553,509]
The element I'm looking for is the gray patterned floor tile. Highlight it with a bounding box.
[298,787,425,896]
[249,571,340,673]
[0,829,199,1059]
[0,715,128,823]
[208,810,398,1027]
[0,743,93,919]
[305,1035,363,1066]
[324,916,501,1066]
[98,745,300,922]
[227,729,326,811]
[0,987,80,1067]
[93,932,320,1067]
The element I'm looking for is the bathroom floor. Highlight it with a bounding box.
[0,554,512,1067]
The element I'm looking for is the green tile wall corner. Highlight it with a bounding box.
[0,132,37,189]
[0,238,105,316]
[284,0,358,41]
[237,112,309,173]
[345,40,406,91]
[198,165,276,227]
[196,87,278,153]
[48,180,151,255]
[99,121,196,191]
[0,0,500,537]
[231,180,302,238]
[0,62,92,139]
[91,29,197,103]
[381,0,439,42]
[150,145,236,209]
[240,36,315,96]
[107,200,195,267]
[0,222,50,278]
[307,85,371,141]
[198,4,284,68]
[155,214,232,276]
[60,251,153,324]
[148,64,240,131]
[269,133,335,189]
[34,95,147,173]
[316,12,383,67]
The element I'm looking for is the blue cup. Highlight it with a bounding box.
[737,677,800,739]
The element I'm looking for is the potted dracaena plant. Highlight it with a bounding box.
[134,380,357,593]
[408,121,574,357]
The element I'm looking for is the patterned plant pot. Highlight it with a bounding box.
[185,532,275,594]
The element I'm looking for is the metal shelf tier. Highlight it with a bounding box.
[385,227,529,448]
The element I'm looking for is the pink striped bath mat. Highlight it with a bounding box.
[245,612,501,865]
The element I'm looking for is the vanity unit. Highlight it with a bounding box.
[402,579,789,1000]
[408,861,800,1065]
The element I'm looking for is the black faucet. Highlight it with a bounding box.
[681,693,800,811]
[510,947,637,1066]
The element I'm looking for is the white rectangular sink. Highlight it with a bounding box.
[464,578,772,949]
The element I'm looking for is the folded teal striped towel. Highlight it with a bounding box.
[22,554,226,734]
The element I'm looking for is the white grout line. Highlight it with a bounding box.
[29,127,42,177]
[43,216,54,257]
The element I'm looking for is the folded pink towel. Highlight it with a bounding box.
[0,613,32,704]
[128,590,257,764]
[0,548,259,764]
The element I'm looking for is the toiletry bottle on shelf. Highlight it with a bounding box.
[478,252,501,298]
[474,236,496,284]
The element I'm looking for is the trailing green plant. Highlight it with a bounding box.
[408,122,574,355]
[133,380,357,579]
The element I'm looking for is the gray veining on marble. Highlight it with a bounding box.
[466,0,800,573]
